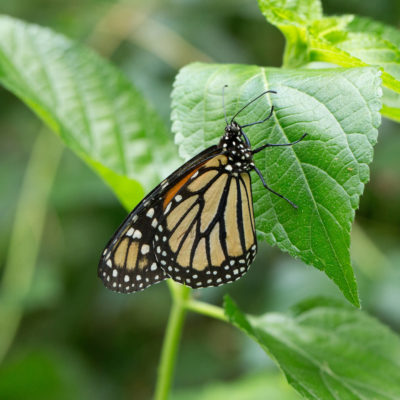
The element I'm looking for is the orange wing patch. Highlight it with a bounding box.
[163,155,228,209]
[163,166,203,209]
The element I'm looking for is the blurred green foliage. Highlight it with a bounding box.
[0,0,399,399]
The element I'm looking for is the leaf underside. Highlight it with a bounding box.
[225,296,400,400]
[0,15,179,209]
[172,63,381,306]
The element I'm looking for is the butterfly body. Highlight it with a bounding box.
[218,121,255,173]
[98,90,306,293]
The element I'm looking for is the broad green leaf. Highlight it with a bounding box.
[172,63,382,307]
[346,16,400,48]
[173,370,300,400]
[225,296,400,400]
[258,0,322,26]
[258,0,400,122]
[0,15,179,208]
[340,16,400,122]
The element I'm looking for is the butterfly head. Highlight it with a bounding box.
[224,120,241,136]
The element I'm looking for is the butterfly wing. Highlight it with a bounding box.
[98,145,221,293]
[154,154,257,288]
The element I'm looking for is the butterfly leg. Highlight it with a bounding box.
[252,133,307,154]
[253,166,298,209]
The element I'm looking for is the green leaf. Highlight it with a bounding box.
[173,370,300,400]
[0,15,179,208]
[258,0,400,122]
[224,295,400,400]
[339,16,400,122]
[258,0,322,26]
[172,63,382,307]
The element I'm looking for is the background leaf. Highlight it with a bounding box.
[342,16,400,122]
[225,295,400,400]
[258,0,400,122]
[172,63,381,306]
[0,15,179,208]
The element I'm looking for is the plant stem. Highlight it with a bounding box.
[185,300,228,322]
[154,283,229,399]
[154,281,191,400]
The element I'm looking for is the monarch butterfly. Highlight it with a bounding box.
[98,87,306,293]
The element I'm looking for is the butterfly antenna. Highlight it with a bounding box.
[222,85,229,125]
[230,90,277,124]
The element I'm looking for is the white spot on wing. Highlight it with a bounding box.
[141,244,150,255]
[133,230,142,239]
[164,203,172,215]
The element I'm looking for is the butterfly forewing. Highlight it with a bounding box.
[153,154,257,288]
[98,145,221,293]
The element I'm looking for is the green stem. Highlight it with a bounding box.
[154,282,229,399]
[154,281,191,400]
[185,300,228,322]
[0,129,63,364]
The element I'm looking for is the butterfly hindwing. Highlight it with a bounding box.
[153,154,257,288]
